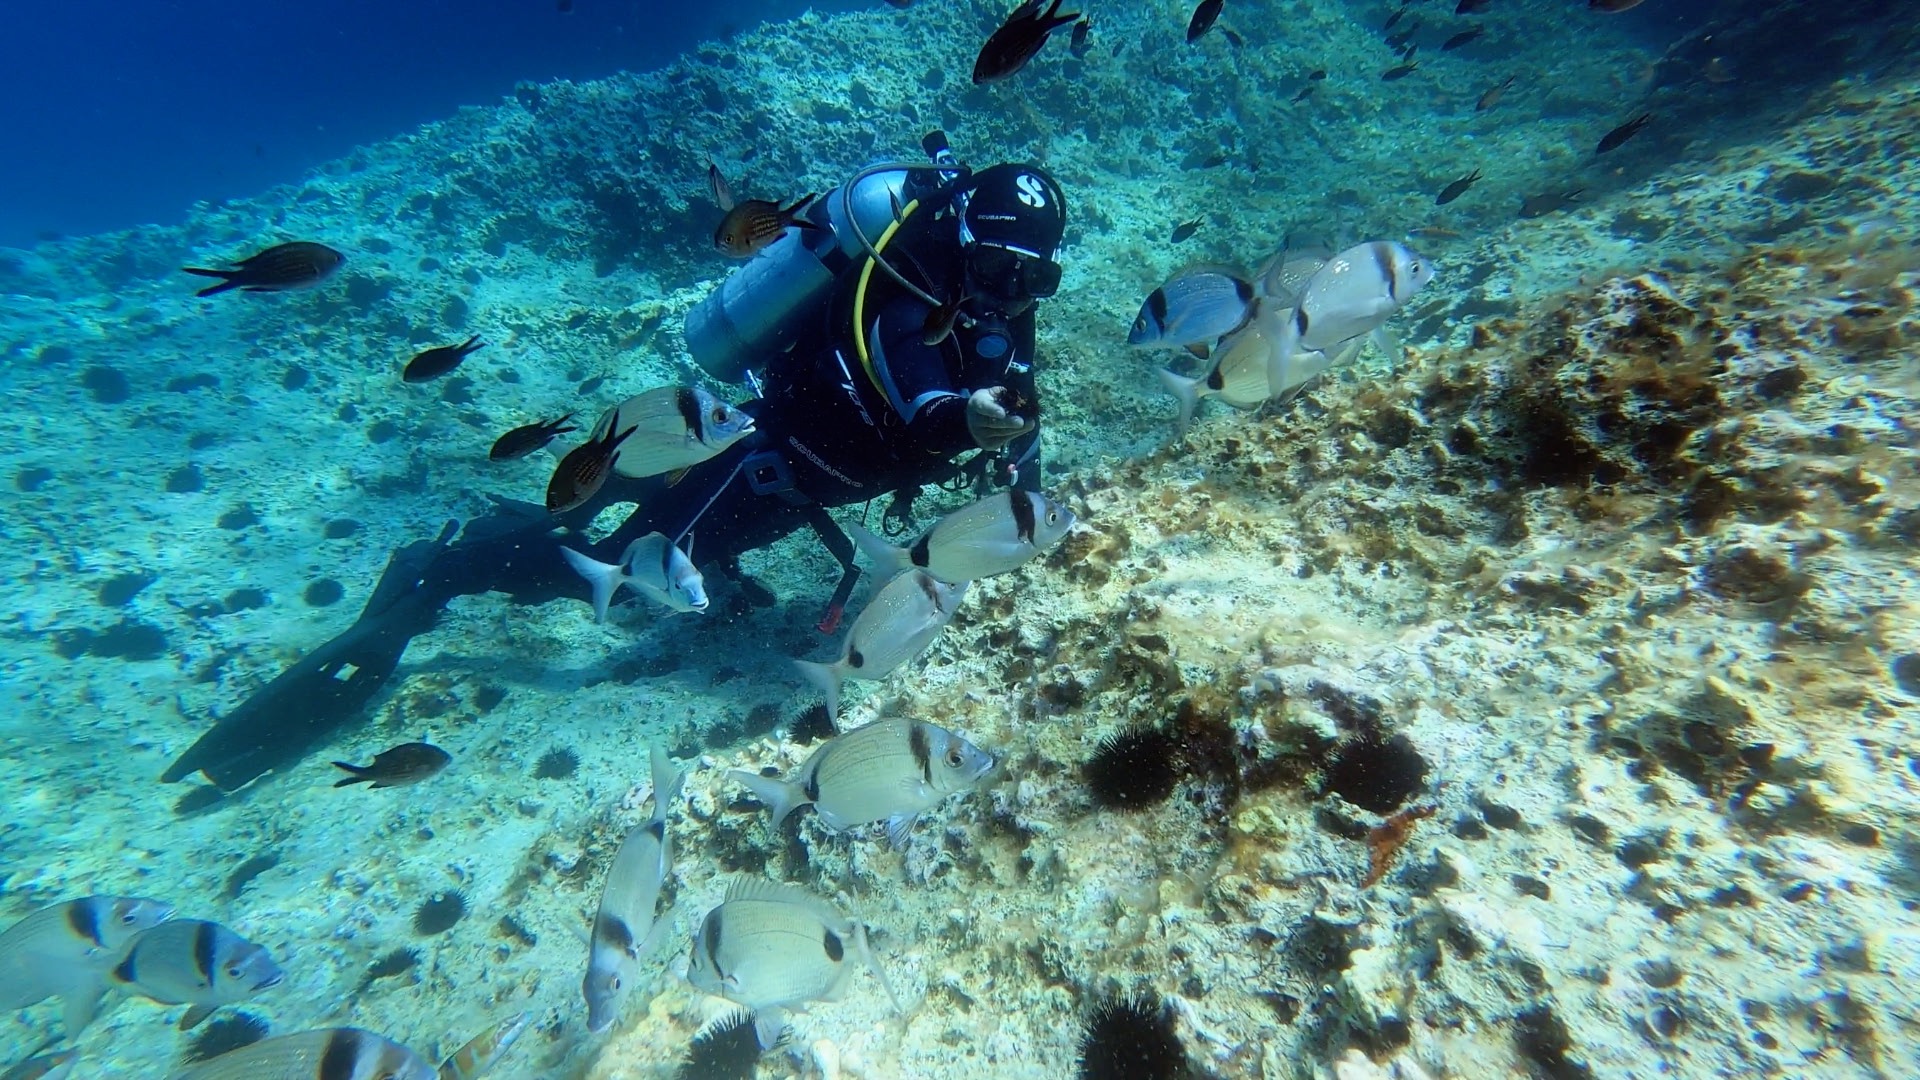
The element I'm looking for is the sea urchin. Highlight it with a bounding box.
[1078,992,1190,1080]
[534,747,580,780]
[412,890,468,936]
[679,1007,774,1080]
[183,1011,270,1063]
[1083,724,1181,810]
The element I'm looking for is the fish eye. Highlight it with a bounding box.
[227,965,244,978]
[945,748,964,768]
[120,912,138,924]
[611,975,623,990]
[1046,511,1058,525]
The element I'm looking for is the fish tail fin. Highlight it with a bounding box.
[728,768,810,829]
[853,921,904,1015]
[181,268,241,297]
[1156,368,1202,437]
[648,744,686,824]
[561,546,623,624]
[1368,324,1403,361]
[61,981,105,1038]
[847,522,911,576]
[793,659,841,723]
[1269,310,1302,399]
[330,762,372,787]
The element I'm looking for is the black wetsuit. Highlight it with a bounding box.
[166,185,1044,790]
[563,201,1041,577]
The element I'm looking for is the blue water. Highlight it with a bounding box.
[2,0,1917,1076]
[0,0,860,248]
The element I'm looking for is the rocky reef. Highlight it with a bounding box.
[0,1,1915,1078]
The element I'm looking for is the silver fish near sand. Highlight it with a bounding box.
[730,717,997,846]
[1160,299,1296,434]
[591,387,755,480]
[584,745,685,1035]
[1128,266,1255,349]
[0,1049,75,1080]
[796,570,967,721]
[168,1027,436,1080]
[112,918,283,1030]
[1160,297,1371,435]
[849,490,1075,584]
[438,1011,532,1080]
[1253,242,1333,307]
[687,878,899,1046]
[562,532,708,622]
[0,895,174,1037]
[1271,240,1434,396]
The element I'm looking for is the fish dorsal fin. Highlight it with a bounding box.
[1173,261,1253,283]
[721,877,850,928]
[708,162,735,212]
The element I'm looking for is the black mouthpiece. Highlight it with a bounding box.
[922,130,953,164]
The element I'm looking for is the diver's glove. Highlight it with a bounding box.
[966,386,1033,451]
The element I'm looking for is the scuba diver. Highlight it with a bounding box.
[163,133,1070,791]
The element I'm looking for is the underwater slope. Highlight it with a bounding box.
[1,1,1917,1077]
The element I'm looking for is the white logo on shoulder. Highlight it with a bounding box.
[1015,173,1047,208]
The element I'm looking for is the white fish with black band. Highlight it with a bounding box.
[583,744,685,1035]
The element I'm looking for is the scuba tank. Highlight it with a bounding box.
[685,137,962,384]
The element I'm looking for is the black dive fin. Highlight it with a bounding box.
[161,522,461,790]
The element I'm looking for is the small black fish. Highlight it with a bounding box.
[923,294,971,346]
[1068,16,1091,57]
[547,422,639,513]
[489,413,578,461]
[1221,27,1244,49]
[1455,0,1491,13]
[1292,83,1318,102]
[1519,188,1584,218]
[182,242,344,298]
[1436,169,1483,206]
[1384,5,1409,31]
[973,0,1081,85]
[557,0,573,11]
[1381,61,1419,81]
[1597,112,1653,154]
[1477,74,1516,111]
[1442,27,1483,50]
[333,742,451,789]
[1170,217,1204,243]
[402,336,486,383]
[1186,0,1224,43]
[1385,24,1418,50]
[886,0,915,7]
[1309,68,1327,80]
[709,163,821,258]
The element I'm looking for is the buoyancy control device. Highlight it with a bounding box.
[684,132,967,383]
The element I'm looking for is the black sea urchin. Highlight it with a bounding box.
[1323,732,1429,814]
[412,890,468,935]
[534,747,580,780]
[788,703,837,745]
[1083,724,1181,810]
[183,1011,270,1063]
[679,1007,772,1080]
[1077,992,1190,1080]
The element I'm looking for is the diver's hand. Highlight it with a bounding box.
[966,387,1032,450]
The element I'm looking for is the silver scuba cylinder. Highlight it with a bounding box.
[684,167,911,384]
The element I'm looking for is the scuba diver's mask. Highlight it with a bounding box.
[962,242,1061,359]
